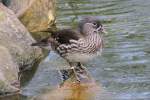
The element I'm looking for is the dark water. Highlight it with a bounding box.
[21,0,150,100]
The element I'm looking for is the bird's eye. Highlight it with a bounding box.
[93,22,97,26]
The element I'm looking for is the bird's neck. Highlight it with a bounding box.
[85,32,101,40]
[85,33,102,47]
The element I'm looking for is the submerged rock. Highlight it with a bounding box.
[0,3,43,95]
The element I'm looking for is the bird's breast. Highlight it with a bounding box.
[65,53,98,63]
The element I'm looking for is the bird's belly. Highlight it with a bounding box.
[66,52,100,63]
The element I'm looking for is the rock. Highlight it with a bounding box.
[6,0,56,36]
[0,46,19,94]
[0,93,19,100]
[0,3,43,94]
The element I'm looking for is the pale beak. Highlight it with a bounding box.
[97,26,108,34]
[101,27,108,34]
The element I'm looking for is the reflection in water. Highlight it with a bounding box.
[34,82,111,100]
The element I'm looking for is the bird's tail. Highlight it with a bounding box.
[31,42,47,47]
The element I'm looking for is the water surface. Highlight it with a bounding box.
[22,0,150,100]
[56,0,150,99]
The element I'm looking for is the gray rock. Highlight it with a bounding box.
[0,3,43,94]
[0,46,19,94]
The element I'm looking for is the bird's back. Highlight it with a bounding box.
[51,29,81,45]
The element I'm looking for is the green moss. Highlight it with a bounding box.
[0,11,6,21]
[0,81,6,90]
[0,80,19,95]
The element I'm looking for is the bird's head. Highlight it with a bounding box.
[78,17,107,35]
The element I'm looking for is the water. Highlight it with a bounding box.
[56,0,150,99]
[21,0,150,100]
